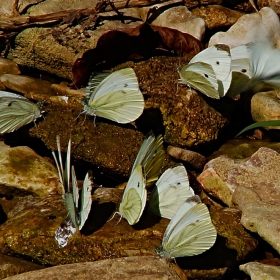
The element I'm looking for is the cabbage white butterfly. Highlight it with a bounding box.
[0,91,43,134]
[248,42,280,90]
[118,164,147,225]
[226,45,252,98]
[155,196,217,259]
[52,136,93,231]
[227,42,280,98]
[112,132,164,225]
[83,67,145,124]
[178,45,232,99]
[131,132,165,188]
[148,164,195,219]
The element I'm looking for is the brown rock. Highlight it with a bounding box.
[0,253,43,279]
[3,256,186,280]
[0,142,60,197]
[167,145,206,169]
[0,74,54,98]
[192,5,244,30]
[0,58,20,76]
[197,156,239,206]
[241,201,280,254]
[240,261,280,280]
[251,90,280,129]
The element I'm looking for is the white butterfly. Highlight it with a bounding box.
[118,164,147,225]
[248,42,280,90]
[155,196,217,259]
[226,44,252,98]
[227,42,280,98]
[52,136,93,231]
[178,45,232,99]
[131,132,165,188]
[148,164,195,219]
[0,91,43,134]
[83,67,145,124]
[112,132,165,225]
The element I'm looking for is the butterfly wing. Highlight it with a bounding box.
[84,68,144,123]
[131,133,165,188]
[247,42,280,91]
[189,45,232,95]
[78,171,93,230]
[52,135,65,194]
[178,62,220,99]
[71,166,79,209]
[131,132,157,172]
[149,164,195,219]
[0,91,41,134]
[159,198,217,258]
[226,45,253,98]
[65,192,79,229]
[86,72,110,100]
[119,164,147,225]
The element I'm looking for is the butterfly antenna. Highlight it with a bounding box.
[33,120,39,136]
[74,110,84,122]
[175,41,183,94]
[71,79,79,90]
[107,211,122,226]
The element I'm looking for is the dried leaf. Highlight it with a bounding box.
[72,22,202,87]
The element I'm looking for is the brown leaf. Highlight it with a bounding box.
[72,22,202,87]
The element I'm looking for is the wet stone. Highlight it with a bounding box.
[0,74,54,97]
[3,256,186,280]
[191,5,244,30]
[0,142,60,197]
[0,58,20,76]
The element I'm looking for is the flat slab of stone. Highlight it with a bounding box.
[0,141,60,197]
[3,256,185,280]
[240,261,280,280]
[241,201,280,254]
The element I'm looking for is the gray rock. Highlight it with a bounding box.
[240,261,280,280]
[151,6,205,40]
[241,201,280,254]
[209,7,280,48]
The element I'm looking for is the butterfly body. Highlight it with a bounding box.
[0,91,42,133]
[84,68,144,123]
